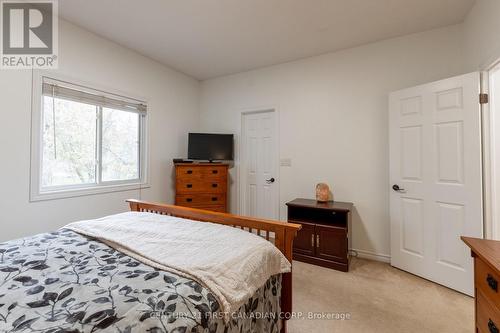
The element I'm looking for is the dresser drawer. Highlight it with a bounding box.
[176,165,227,180]
[199,165,227,177]
[176,179,227,193]
[176,193,226,206]
[476,257,500,310]
[477,289,500,333]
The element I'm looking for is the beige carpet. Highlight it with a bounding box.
[288,258,474,333]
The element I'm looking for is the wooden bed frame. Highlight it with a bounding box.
[127,199,301,333]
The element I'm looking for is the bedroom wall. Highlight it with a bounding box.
[0,20,200,242]
[198,25,465,260]
[462,0,500,71]
[462,0,500,241]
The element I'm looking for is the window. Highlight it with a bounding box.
[31,76,148,200]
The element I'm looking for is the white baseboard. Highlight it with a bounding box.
[351,248,391,263]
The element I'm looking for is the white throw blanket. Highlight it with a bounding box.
[64,212,291,318]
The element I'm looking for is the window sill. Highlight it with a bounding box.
[30,182,150,202]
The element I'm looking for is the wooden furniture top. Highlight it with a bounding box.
[462,236,500,276]
[286,198,353,212]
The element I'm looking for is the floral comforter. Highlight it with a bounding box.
[0,229,281,333]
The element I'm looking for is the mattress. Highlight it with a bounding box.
[0,229,281,332]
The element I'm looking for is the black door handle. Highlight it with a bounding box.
[266,178,275,184]
[392,184,406,192]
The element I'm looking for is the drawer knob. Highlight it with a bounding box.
[186,198,193,202]
[487,274,498,292]
[211,197,218,201]
[489,319,499,333]
[212,184,218,188]
[212,170,218,174]
[187,170,193,174]
[186,184,193,188]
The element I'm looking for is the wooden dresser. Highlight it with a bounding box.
[174,163,229,212]
[286,198,353,272]
[462,237,500,333]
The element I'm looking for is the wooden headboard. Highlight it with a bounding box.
[126,199,301,332]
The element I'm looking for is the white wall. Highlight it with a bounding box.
[198,25,465,258]
[463,0,500,71]
[2,3,496,256]
[0,20,200,242]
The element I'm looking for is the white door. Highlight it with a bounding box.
[389,72,483,295]
[240,110,279,220]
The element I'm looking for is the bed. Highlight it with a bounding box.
[0,200,300,333]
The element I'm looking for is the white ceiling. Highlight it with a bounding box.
[59,0,476,80]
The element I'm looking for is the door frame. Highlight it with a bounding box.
[238,106,281,220]
[484,59,500,240]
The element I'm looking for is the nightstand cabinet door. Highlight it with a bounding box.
[316,224,348,263]
[293,222,315,256]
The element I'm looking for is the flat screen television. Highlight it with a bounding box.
[188,133,234,161]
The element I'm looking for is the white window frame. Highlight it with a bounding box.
[30,71,150,201]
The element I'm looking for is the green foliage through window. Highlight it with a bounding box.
[41,95,143,189]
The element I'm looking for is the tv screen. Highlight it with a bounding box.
[188,133,234,161]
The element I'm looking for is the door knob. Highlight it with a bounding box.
[392,184,406,193]
[266,177,275,184]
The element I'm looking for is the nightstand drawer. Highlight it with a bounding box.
[476,257,500,311]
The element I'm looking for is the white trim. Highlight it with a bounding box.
[481,71,494,239]
[30,70,151,202]
[487,62,500,240]
[31,183,151,202]
[238,106,281,219]
[352,248,391,263]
